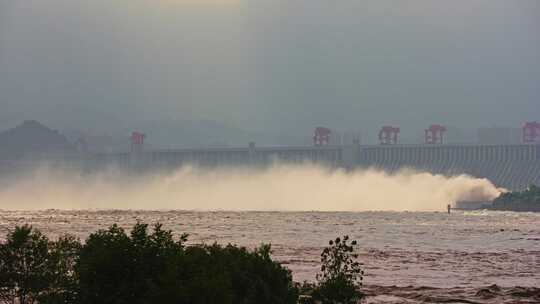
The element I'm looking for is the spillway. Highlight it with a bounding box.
[84,143,540,191]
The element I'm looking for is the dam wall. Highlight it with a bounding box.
[89,146,343,170]
[81,144,540,191]
[357,144,540,190]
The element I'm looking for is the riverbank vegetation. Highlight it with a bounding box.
[491,184,540,212]
[0,223,363,304]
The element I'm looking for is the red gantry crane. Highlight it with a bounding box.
[130,131,146,152]
[379,126,400,145]
[522,121,540,143]
[313,127,331,146]
[425,124,446,144]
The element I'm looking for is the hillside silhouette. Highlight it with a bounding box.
[0,120,74,159]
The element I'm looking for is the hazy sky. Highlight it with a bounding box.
[0,0,539,145]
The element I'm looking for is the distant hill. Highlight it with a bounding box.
[0,120,75,160]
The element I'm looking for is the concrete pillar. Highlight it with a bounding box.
[341,144,360,169]
[248,142,256,165]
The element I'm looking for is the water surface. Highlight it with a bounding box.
[1,210,539,303]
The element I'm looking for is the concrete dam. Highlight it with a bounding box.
[89,143,540,191]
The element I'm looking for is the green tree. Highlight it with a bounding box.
[76,222,298,304]
[77,223,141,304]
[181,243,298,304]
[130,222,188,304]
[38,235,82,304]
[312,236,364,304]
[0,225,51,304]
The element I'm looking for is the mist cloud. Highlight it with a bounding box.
[0,165,502,211]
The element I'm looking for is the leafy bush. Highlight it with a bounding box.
[76,222,186,304]
[311,236,364,304]
[178,243,298,304]
[76,222,297,304]
[0,225,80,304]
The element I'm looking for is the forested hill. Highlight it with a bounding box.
[0,120,74,160]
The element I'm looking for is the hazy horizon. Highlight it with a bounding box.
[1,0,539,146]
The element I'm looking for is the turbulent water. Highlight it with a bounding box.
[1,209,539,303]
